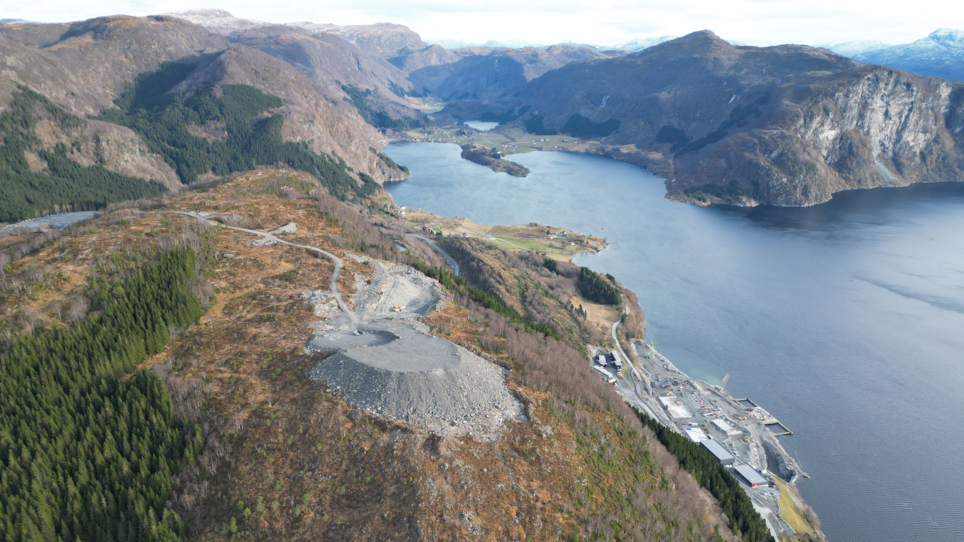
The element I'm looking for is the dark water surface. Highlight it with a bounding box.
[384,142,964,542]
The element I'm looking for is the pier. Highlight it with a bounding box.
[765,422,794,436]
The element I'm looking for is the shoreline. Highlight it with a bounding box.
[607,338,819,539]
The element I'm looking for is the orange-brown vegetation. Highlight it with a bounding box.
[0,169,734,541]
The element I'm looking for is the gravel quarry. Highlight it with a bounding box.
[179,213,524,439]
[305,256,524,439]
[308,321,523,439]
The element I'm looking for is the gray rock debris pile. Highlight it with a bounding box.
[268,222,297,235]
[307,320,524,440]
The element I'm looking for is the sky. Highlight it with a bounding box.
[4,0,964,47]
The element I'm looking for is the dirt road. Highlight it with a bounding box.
[177,211,356,322]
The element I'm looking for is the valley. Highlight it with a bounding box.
[1,7,963,542]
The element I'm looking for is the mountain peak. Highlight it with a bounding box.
[631,29,733,58]
[927,28,964,47]
[673,30,733,48]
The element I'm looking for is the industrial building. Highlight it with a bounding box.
[610,350,623,369]
[701,439,735,465]
[684,426,709,442]
[733,464,768,488]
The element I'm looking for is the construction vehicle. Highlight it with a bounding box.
[393,305,403,312]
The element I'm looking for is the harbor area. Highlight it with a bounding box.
[588,340,811,540]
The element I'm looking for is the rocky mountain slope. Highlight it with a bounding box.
[515,31,964,206]
[410,45,619,105]
[0,168,760,541]
[854,29,964,82]
[0,14,409,222]
[222,25,423,127]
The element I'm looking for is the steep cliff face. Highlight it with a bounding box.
[519,31,964,206]
[671,67,964,205]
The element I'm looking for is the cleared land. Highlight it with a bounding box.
[304,256,524,439]
[404,125,585,155]
[400,210,607,261]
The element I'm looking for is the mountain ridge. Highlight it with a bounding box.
[854,28,964,81]
[511,30,964,206]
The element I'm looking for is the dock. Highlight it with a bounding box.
[765,422,794,436]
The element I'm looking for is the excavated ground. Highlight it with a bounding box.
[304,257,524,440]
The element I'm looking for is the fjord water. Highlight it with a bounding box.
[384,142,964,542]
[462,120,499,131]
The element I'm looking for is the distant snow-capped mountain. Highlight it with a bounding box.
[851,29,964,81]
[825,40,892,56]
[615,36,676,51]
[428,36,676,52]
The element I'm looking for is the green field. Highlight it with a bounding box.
[404,124,587,157]
[400,211,607,261]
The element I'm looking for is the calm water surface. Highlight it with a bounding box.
[463,120,499,131]
[2,211,96,231]
[384,142,964,542]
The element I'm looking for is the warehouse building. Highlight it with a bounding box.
[733,464,768,488]
[701,439,735,465]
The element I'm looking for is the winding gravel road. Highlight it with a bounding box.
[177,212,356,322]
[411,234,460,276]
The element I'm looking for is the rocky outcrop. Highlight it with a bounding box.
[517,31,964,206]
[763,439,795,482]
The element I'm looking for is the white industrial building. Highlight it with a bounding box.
[733,464,768,488]
[701,439,736,465]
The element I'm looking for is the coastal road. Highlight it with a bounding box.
[411,234,460,276]
[177,211,356,322]
[611,305,631,368]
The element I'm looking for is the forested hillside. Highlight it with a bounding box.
[0,247,206,541]
[0,87,168,223]
[97,64,377,199]
[637,411,774,542]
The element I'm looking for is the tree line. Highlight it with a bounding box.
[413,261,560,339]
[0,87,167,224]
[635,410,776,542]
[0,247,206,542]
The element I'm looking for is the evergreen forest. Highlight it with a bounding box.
[635,410,776,542]
[0,87,168,224]
[341,85,423,132]
[0,247,206,541]
[97,63,377,200]
[577,266,622,305]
